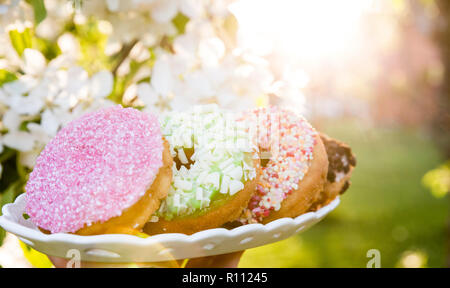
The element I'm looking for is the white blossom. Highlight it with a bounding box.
[151,0,178,24]
[57,33,80,59]
[2,76,37,96]
[40,109,60,137]
[19,149,40,168]
[0,0,307,185]
[22,49,47,76]
[2,110,22,131]
[0,48,115,163]
[137,82,158,107]
[3,131,35,152]
[198,37,226,66]
[90,70,114,99]
[151,57,174,96]
[8,93,44,115]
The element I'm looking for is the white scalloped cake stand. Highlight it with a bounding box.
[0,194,339,263]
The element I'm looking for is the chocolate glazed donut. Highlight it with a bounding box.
[309,133,356,210]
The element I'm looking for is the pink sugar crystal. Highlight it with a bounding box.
[25,106,164,233]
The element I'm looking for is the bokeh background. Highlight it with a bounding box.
[0,0,448,268]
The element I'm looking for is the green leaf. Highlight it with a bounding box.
[8,26,33,56]
[26,0,47,25]
[0,181,24,217]
[0,183,17,211]
[0,228,4,247]
[109,77,126,104]
[172,12,189,34]
[0,181,21,246]
[34,37,61,60]
[0,70,18,86]
[9,30,26,57]
[76,19,111,73]
[22,26,33,48]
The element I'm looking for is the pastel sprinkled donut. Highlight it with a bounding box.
[239,106,328,224]
[25,106,173,235]
[144,104,259,235]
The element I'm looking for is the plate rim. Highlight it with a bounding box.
[0,194,340,262]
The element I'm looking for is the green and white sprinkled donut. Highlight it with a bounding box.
[144,104,259,235]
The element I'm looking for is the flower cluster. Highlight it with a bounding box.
[0,48,114,171]
[132,18,276,113]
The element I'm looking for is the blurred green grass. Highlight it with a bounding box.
[239,119,448,268]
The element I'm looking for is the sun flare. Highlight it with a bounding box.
[231,0,375,61]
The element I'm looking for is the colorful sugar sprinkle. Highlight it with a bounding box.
[239,106,317,223]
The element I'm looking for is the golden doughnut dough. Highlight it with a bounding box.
[143,179,257,235]
[144,160,259,235]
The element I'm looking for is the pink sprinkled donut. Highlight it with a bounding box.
[239,106,329,224]
[25,106,170,234]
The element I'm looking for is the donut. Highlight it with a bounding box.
[238,106,328,224]
[143,104,259,235]
[25,106,173,235]
[309,133,356,210]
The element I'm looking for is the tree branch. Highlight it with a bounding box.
[112,39,139,76]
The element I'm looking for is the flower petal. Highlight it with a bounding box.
[151,0,178,23]
[198,37,225,66]
[9,94,44,115]
[137,82,158,106]
[22,49,46,76]
[41,109,60,137]
[19,150,40,169]
[151,58,173,95]
[2,110,22,131]
[3,131,35,152]
[90,70,113,99]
